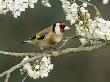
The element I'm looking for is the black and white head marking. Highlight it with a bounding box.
[52,23,56,32]
[53,23,61,34]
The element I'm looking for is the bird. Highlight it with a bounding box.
[20,22,70,50]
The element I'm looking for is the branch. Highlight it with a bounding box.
[0,42,107,57]
[0,53,44,82]
[0,42,107,82]
[59,35,78,49]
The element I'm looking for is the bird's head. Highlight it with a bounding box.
[52,22,70,34]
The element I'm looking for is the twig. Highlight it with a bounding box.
[59,35,78,49]
[78,0,102,17]
[0,51,36,57]
[0,54,44,82]
[4,74,10,82]
[21,74,28,82]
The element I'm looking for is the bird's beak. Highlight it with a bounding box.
[64,26,70,30]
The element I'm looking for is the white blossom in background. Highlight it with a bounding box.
[41,0,51,7]
[60,0,88,25]
[76,17,110,45]
[60,0,110,45]
[21,55,53,79]
[103,0,109,4]
[82,3,87,8]
[60,0,78,25]
[0,0,51,18]
[92,17,110,40]
[60,0,91,45]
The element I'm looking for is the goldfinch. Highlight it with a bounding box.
[20,22,70,50]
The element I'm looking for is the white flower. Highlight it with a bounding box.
[76,17,110,45]
[21,55,53,79]
[0,0,52,18]
[13,11,21,18]
[60,0,78,25]
[103,0,109,4]
[82,3,87,7]
[35,65,40,69]
[80,7,87,13]
[41,0,51,7]
[79,38,88,45]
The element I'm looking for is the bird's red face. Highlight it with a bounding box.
[52,22,70,34]
[59,22,67,33]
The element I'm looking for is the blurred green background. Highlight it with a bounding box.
[0,0,110,82]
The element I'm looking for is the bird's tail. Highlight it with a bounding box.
[19,41,28,44]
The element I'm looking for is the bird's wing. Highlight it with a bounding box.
[29,26,52,40]
[37,26,52,35]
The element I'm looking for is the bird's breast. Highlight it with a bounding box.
[47,33,63,44]
[54,34,63,43]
